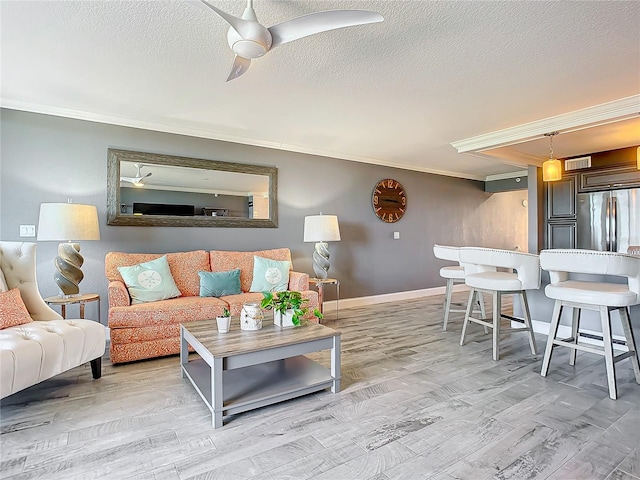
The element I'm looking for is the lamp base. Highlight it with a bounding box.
[312,241,331,280]
[54,242,84,296]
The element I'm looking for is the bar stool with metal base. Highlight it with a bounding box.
[539,249,640,400]
[459,247,539,361]
[433,244,487,331]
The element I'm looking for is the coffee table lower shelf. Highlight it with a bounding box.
[182,355,334,420]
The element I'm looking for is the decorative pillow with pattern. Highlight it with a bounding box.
[117,256,181,304]
[198,269,241,297]
[0,288,33,329]
[249,256,290,293]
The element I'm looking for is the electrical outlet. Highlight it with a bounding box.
[20,225,36,237]
[393,231,400,240]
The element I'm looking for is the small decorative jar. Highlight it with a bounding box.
[240,303,263,331]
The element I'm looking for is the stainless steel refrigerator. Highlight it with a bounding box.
[577,188,640,252]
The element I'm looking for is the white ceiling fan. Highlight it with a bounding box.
[199,0,384,81]
[120,163,152,186]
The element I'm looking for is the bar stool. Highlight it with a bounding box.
[433,244,486,331]
[539,249,640,400]
[459,247,539,361]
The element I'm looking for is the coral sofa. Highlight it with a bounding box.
[105,248,319,364]
[1,242,106,399]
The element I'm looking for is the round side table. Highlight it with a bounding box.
[44,293,101,322]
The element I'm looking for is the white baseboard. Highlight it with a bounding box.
[321,284,469,312]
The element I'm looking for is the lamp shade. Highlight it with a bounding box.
[303,215,341,242]
[542,159,562,182]
[37,203,100,241]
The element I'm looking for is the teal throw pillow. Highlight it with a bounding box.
[117,256,181,304]
[249,256,290,293]
[198,269,241,297]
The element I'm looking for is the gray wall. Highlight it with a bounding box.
[1,109,527,324]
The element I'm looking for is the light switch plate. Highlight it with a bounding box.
[19,225,36,237]
[393,231,400,240]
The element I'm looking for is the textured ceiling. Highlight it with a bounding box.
[2,0,639,180]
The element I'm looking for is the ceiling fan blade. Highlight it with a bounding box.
[200,0,256,38]
[227,55,251,81]
[269,10,383,49]
[143,172,152,179]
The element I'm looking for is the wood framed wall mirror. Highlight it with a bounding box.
[107,149,278,227]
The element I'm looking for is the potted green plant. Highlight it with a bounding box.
[216,307,231,333]
[260,291,323,327]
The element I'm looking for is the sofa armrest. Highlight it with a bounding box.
[108,281,131,308]
[289,271,309,291]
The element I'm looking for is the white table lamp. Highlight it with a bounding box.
[37,203,100,296]
[303,214,341,280]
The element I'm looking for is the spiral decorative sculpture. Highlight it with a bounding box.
[312,242,331,280]
[55,242,84,296]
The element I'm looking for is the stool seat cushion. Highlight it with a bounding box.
[465,271,522,291]
[440,265,464,280]
[545,281,636,307]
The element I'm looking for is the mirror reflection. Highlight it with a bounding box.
[107,149,278,227]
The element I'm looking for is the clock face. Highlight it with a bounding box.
[372,178,407,223]
[265,267,283,285]
[138,270,162,289]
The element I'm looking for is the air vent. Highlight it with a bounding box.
[565,156,591,171]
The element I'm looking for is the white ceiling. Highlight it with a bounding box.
[2,0,639,181]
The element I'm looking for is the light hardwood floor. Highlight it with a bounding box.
[2,292,639,480]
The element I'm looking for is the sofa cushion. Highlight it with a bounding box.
[249,256,290,292]
[105,250,210,297]
[108,296,227,329]
[220,292,266,316]
[209,248,292,293]
[198,269,242,297]
[118,256,182,304]
[0,289,33,329]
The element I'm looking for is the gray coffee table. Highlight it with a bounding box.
[180,319,341,428]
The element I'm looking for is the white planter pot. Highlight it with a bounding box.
[274,309,296,327]
[216,316,231,333]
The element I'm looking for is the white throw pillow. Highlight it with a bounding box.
[249,256,290,293]
[117,256,181,304]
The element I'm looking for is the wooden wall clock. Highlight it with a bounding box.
[372,178,407,223]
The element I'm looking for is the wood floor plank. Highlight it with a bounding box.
[2,292,639,480]
[617,446,640,479]
[433,421,556,480]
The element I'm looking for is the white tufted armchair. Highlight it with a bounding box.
[0,241,106,399]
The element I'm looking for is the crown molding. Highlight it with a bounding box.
[0,100,488,182]
[451,95,640,153]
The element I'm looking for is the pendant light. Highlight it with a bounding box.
[542,132,562,182]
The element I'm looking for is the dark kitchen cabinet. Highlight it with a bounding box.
[546,175,577,220]
[579,164,640,192]
[545,175,577,249]
[546,222,576,249]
